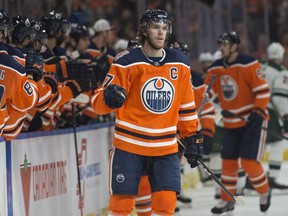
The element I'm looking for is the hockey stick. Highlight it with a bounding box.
[176,135,246,205]
[197,75,216,116]
[72,104,84,211]
[221,110,288,140]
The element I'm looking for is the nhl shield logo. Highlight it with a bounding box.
[141,77,174,114]
[220,75,238,101]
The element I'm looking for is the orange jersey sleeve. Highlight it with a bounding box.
[193,85,216,136]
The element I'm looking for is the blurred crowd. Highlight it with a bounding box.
[4,0,288,68]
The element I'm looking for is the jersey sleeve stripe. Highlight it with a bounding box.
[253,83,269,92]
[179,101,195,108]
[179,108,197,114]
[256,93,271,99]
[178,114,198,121]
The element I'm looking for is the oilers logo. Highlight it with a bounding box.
[141,77,174,114]
[220,75,238,101]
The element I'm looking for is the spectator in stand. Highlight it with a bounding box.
[87,18,116,65]
[113,39,128,54]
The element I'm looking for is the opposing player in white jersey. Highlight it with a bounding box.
[261,42,288,189]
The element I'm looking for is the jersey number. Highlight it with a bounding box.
[0,85,4,105]
[102,74,114,87]
[24,81,33,96]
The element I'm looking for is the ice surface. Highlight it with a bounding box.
[177,162,288,216]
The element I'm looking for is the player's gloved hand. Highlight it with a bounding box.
[202,134,214,155]
[65,79,91,98]
[184,131,204,168]
[201,129,214,155]
[104,84,126,109]
[245,108,266,131]
[25,51,44,82]
[43,72,58,94]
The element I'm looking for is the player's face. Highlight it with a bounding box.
[146,22,168,49]
[218,42,231,59]
[0,31,3,43]
[77,36,90,54]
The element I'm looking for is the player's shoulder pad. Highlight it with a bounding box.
[42,47,55,61]
[164,48,190,66]
[191,70,204,87]
[113,48,143,65]
[2,43,25,58]
[207,58,223,70]
[0,51,26,75]
[234,53,258,65]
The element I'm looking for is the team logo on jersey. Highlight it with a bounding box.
[256,68,265,80]
[114,50,130,61]
[141,77,174,114]
[220,75,238,101]
[116,174,125,183]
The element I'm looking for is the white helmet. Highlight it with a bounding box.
[267,42,285,61]
[212,50,222,61]
[198,52,213,62]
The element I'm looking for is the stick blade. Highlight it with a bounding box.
[234,195,246,205]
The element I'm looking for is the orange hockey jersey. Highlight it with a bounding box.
[205,54,270,129]
[0,50,38,139]
[90,48,199,156]
[192,71,216,137]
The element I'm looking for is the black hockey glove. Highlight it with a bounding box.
[65,79,91,98]
[245,108,266,131]
[43,72,58,94]
[184,131,204,168]
[55,60,69,82]
[202,134,214,155]
[25,51,44,82]
[104,84,126,109]
[88,62,109,85]
[201,129,214,155]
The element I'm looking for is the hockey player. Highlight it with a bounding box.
[206,31,271,214]
[90,9,203,215]
[0,12,39,139]
[41,11,71,60]
[261,42,288,189]
[133,42,215,215]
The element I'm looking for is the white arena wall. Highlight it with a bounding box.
[2,123,113,216]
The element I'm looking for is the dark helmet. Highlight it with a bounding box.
[140,9,172,35]
[170,41,189,55]
[32,21,48,44]
[217,31,240,45]
[70,24,89,40]
[41,11,71,37]
[11,16,35,43]
[0,9,10,31]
